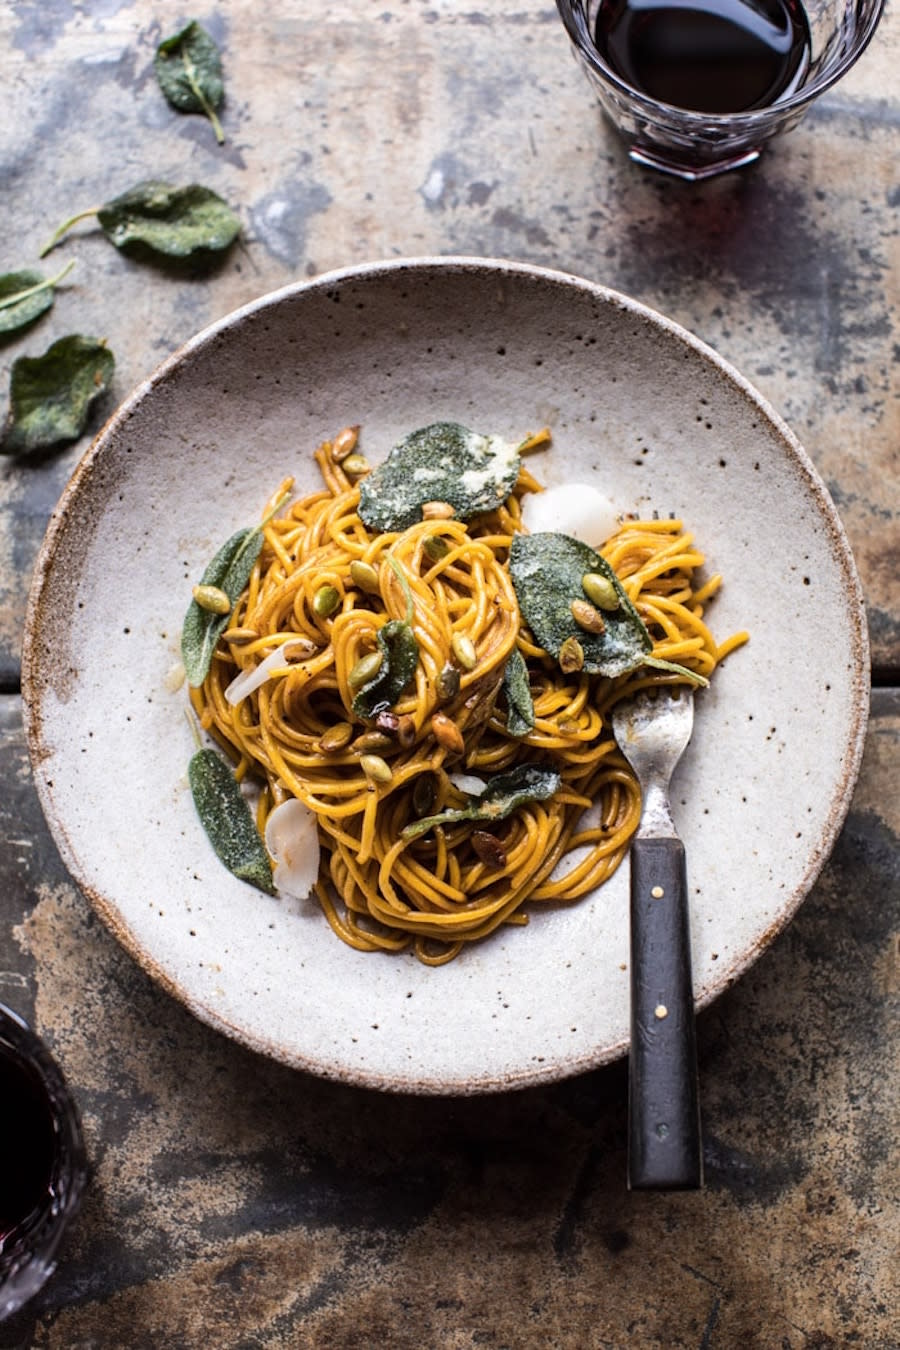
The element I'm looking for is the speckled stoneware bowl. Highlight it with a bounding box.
[23,258,869,1094]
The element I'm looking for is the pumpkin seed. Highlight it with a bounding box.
[431,711,465,755]
[411,773,437,817]
[313,584,340,618]
[349,560,380,594]
[422,500,456,520]
[360,754,393,785]
[332,424,359,462]
[423,535,450,562]
[375,709,416,749]
[353,731,394,754]
[223,626,259,646]
[342,453,370,476]
[348,650,384,691]
[559,636,585,673]
[581,571,620,611]
[471,830,507,869]
[191,583,231,615]
[451,633,477,671]
[570,598,606,634]
[394,714,417,749]
[319,722,354,753]
[435,665,460,702]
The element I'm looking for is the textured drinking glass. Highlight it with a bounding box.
[0,1005,87,1321]
[556,0,885,179]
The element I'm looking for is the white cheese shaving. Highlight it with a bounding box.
[264,797,320,900]
[520,482,619,547]
[224,639,315,706]
[448,772,487,797]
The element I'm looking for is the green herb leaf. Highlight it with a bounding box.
[0,335,113,458]
[188,747,275,893]
[155,20,225,145]
[502,646,535,737]
[352,619,420,719]
[42,181,240,259]
[181,526,265,687]
[358,422,522,532]
[510,532,707,685]
[402,763,561,840]
[0,262,75,336]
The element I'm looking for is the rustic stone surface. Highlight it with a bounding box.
[0,692,896,1347]
[0,0,897,681]
[1,2,898,1343]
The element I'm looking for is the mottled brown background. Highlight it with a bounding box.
[1,2,897,1346]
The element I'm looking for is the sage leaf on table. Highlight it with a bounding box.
[182,527,266,687]
[402,763,561,840]
[188,747,275,894]
[155,20,225,145]
[358,422,523,533]
[0,262,75,336]
[510,532,707,685]
[1,335,114,458]
[41,181,240,259]
[501,646,535,737]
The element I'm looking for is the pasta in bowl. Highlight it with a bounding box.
[185,422,748,966]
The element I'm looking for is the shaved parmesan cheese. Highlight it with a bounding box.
[521,483,619,547]
[448,772,487,797]
[264,797,320,899]
[225,639,315,706]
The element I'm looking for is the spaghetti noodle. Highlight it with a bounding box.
[189,427,747,965]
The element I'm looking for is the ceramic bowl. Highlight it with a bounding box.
[23,258,869,1094]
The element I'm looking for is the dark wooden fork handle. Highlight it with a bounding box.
[628,836,702,1190]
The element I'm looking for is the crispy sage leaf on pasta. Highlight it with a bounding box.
[358,422,521,532]
[155,20,226,144]
[502,646,535,737]
[188,747,275,894]
[42,181,240,259]
[0,262,75,336]
[352,619,420,720]
[510,532,706,685]
[1,335,113,457]
[402,763,561,840]
[181,526,264,687]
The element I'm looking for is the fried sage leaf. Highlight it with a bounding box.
[502,646,535,737]
[181,527,265,687]
[189,747,275,894]
[42,181,240,259]
[1,335,113,457]
[352,619,420,720]
[0,262,75,336]
[155,20,225,144]
[402,763,561,840]
[510,531,707,684]
[358,422,521,532]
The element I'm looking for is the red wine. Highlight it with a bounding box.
[0,1044,58,1246]
[593,0,812,114]
[0,1008,86,1318]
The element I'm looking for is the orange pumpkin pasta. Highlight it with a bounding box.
[189,427,747,965]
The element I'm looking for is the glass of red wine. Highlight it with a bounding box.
[556,0,885,178]
[0,1005,87,1321]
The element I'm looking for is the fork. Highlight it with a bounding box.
[611,685,702,1190]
